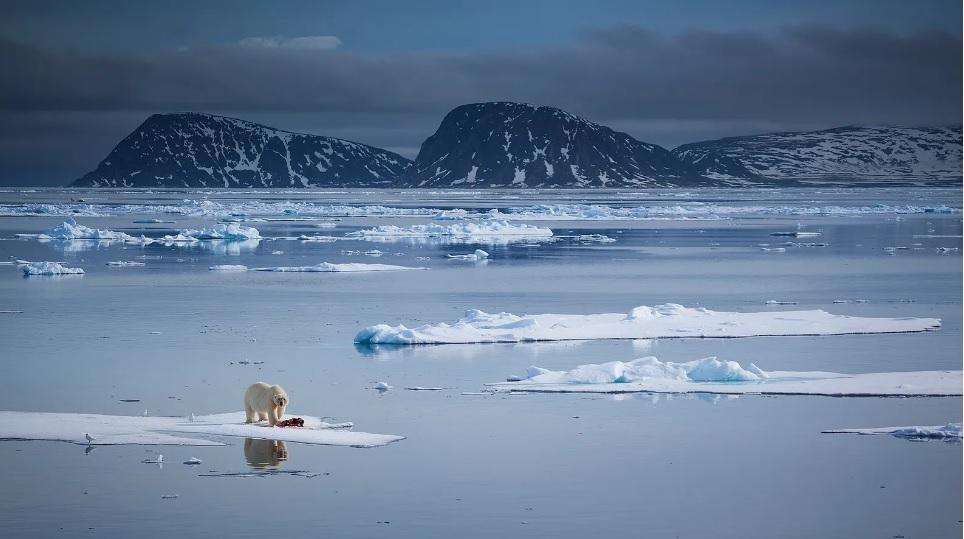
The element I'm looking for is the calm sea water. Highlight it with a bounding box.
[0,188,961,538]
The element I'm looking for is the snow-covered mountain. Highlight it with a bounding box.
[404,102,708,188]
[672,126,962,185]
[73,113,412,188]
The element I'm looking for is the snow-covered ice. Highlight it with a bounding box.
[38,218,140,242]
[253,262,426,272]
[179,223,261,241]
[0,411,404,448]
[823,423,961,439]
[347,219,553,244]
[106,261,146,267]
[447,249,489,261]
[487,357,961,397]
[209,265,249,271]
[354,303,941,345]
[21,261,84,275]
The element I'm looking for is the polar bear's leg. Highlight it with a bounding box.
[245,404,257,424]
[268,406,279,426]
[258,411,268,422]
[277,404,287,421]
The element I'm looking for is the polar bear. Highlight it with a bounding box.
[244,382,289,426]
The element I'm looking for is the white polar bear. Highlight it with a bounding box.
[244,382,289,426]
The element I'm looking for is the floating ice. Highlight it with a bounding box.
[347,220,553,244]
[38,218,139,242]
[106,261,145,267]
[354,303,940,345]
[209,265,248,271]
[0,411,404,448]
[373,382,393,391]
[253,262,425,272]
[764,300,798,305]
[572,234,617,243]
[21,262,84,276]
[180,223,261,241]
[760,247,786,252]
[488,357,961,397]
[823,423,961,439]
[447,249,489,261]
[771,231,821,237]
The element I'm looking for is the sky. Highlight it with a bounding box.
[0,0,961,185]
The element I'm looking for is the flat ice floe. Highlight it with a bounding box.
[106,261,145,267]
[21,261,84,275]
[354,303,940,345]
[174,223,261,242]
[0,411,404,448]
[447,249,489,261]
[253,262,425,272]
[209,264,248,271]
[347,219,553,244]
[823,423,962,439]
[486,356,962,397]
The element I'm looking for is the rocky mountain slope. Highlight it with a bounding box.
[403,102,709,188]
[672,126,962,184]
[73,113,412,188]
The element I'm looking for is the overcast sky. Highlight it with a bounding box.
[1,0,961,185]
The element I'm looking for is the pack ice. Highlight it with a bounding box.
[0,411,404,448]
[823,423,962,439]
[354,303,941,345]
[21,262,84,276]
[253,262,426,272]
[347,219,553,244]
[487,356,962,397]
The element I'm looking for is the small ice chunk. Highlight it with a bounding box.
[106,261,145,267]
[183,457,203,465]
[446,249,489,261]
[21,262,84,275]
[209,265,248,271]
[373,382,392,391]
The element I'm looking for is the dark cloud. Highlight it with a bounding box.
[0,25,960,184]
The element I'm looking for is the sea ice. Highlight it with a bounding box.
[21,262,84,276]
[180,223,261,241]
[209,265,248,271]
[447,249,489,261]
[253,262,425,272]
[106,261,146,267]
[822,423,961,439]
[38,218,139,242]
[487,357,961,397]
[0,411,404,448]
[354,303,941,345]
[347,219,553,244]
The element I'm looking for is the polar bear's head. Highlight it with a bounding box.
[270,386,289,408]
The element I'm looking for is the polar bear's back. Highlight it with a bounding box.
[244,382,273,408]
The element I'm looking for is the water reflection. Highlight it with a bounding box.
[243,438,288,469]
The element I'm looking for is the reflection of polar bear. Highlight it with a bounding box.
[244,438,288,468]
[244,382,289,426]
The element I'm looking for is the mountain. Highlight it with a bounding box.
[672,126,962,185]
[403,102,709,188]
[72,113,412,188]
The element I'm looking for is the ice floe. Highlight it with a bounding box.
[106,261,145,267]
[487,357,961,397]
[823,423,961,439]
[354,303,940,345]
[178,223,261,241]
[253,262,425,272]
[0,411,404,448]
[447,249,489,261]
[209,265,249,271]
[21,262,84,276]
[347,219,553,244]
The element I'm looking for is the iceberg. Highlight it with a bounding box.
[488,357,961,397]
[354,303,941,345]
[0,411,404,448]
[253,262,426,272]
[21,262,84,275]
[38,218,145,243]
[823,423,962,439]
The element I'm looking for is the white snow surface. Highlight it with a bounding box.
[21,262,84,275]
[179,223,261,241]
[253,262,425,272]
[0,411,404,448]
[823,423,962,439]
[354,303,941,345]
[488,357,961,397]
[209,265,249,271]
